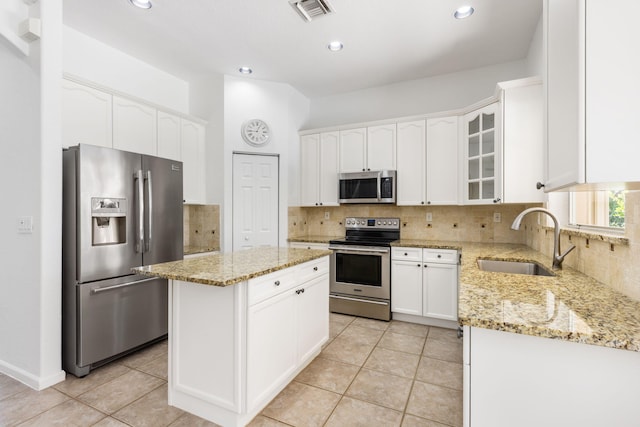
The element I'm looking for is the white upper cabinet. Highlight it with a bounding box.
[339,125,396,173]
[463,103,502,204]
[366,124,397,171]
[113,96,157,156]
[62,79,112,149]
[426,116,460,205]
[501,81,545,203]
[157,111,182,161]
[545,0,640,190]
[339,128,367,172]
[396,120,426,205]
[181,119,205,204]
[300,132,339,207]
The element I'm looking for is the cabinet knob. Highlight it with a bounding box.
[493,198,501,204]
[424,265,428,268]
[437,254,442,258]
[315,202,318,206]
[319,202,323,206]
[313,266,318,271]
[536,182,545,190]
[367,168,371,171]
[427,201,431,205]
[404,253,408,256]
[417,263,421,267]
[274,280,280,286]
[421,201,424,205]
[362,168,366,171]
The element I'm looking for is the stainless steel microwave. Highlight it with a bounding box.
[338,170,396,204]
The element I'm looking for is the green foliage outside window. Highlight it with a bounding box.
[609,190,625,228]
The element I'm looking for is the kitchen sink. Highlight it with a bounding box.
[476,259,555,277]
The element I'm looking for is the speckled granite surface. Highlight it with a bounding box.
[134,247,331,287]
[389,239,640,351]
[183,245,220,256]
[287,235,340,244]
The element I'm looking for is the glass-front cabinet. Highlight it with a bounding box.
[463,102,502,204]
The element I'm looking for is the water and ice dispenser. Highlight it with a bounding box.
[91,198,127,245]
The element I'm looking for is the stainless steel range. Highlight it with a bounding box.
[329,217,400,321]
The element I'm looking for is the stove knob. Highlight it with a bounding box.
[377,221,381,225]
[383,221,387,225]
[393,221,398,226]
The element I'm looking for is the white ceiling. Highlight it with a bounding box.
[62,0,542,98]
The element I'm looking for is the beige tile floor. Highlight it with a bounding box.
[0,314,462,427]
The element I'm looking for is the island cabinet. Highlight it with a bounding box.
[544,0,640,190]
[168,256,329,426]
[463,325,640,427]
[391,247,459,328]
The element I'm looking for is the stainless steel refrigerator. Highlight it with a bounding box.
[62,144,183,377]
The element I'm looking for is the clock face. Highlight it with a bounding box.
[241,119,270,146]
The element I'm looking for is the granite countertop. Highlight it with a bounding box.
[134,247,332,287]
[184,245,220,256]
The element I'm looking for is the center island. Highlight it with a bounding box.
[134,247,332,427]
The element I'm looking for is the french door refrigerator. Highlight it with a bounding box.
[62,144,183,377]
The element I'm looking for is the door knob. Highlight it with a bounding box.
[244,236,249,240]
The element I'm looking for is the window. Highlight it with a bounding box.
[570,190,625,229]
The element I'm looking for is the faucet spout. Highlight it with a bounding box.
[511,207,575,270]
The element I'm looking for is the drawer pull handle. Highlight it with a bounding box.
[274,280,280,286]
[313,266,318,271]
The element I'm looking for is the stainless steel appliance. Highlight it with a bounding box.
[329,217,400,321]
[338,170,396,204]
[62,144,183,377]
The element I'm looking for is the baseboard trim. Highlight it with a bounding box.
[0,359,66,391]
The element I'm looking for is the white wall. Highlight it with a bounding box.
[526,14,544,78]
[63,26,190,114]
[0,0,65,390]
[222,76,310,251]
[305,59,530,129]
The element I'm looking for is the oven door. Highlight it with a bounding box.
[329,245,390,300]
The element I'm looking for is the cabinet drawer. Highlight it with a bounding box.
[248,269,297,306]
[391,247,422,262]
[423,249,458,264]
[297,257,329,284]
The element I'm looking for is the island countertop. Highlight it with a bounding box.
[133,247,332,287]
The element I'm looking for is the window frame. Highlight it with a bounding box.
[568,190,626,233]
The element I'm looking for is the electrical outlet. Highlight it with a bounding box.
[17,216,33,233]
[426,212,433,222]
[493,212,501,223]
[324,211,330,220]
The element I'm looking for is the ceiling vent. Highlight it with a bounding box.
[289,0,334,22]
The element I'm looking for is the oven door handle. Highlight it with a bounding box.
[330,294,389,306]
[328,246,390,254]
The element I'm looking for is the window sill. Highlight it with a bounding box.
[540,225,629,246]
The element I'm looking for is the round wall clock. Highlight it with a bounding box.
[241,119,271,147]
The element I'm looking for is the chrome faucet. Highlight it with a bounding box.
[511,207,576,270]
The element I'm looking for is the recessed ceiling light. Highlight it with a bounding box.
[128,0,152,9]
[454,5,474,19]
[239,67,253,75]
[327,41,344,52]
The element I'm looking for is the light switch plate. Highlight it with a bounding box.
[324,212,330,220]
[17,216,33,233]
[426,212,433,222]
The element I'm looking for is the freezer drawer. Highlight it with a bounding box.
[77,276,168,367]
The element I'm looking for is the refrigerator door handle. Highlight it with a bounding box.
[135,170,144,253]
[91,277,158,294]
[145,170,153,253]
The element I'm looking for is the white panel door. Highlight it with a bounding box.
[339,128,367,172]
[391,260,423,316]
[112,95,157,156]
[396,120,426,206]
[426,116,459,205]
[318,131,339,206]
[233,154,279,251]
[423,262,458,321]
[157,111,181,161]
[61,79,112,149]
[300,134,320,207]
[296,275,329,363]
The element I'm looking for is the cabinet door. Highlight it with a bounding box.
[391,260,423,316]
[502,84,545,203]
[423,263,458,321]
[426,116,459,205]
[296,275,329,363]
[247,289,297,411]
[544,0,584,190]
[367,124,397,171]
[157,111,181,161]
[181,119,205,204]
[62,79,112,149]
[318,131,339,206]
[300,134,320,207]
[112,96,157,156]
[339,128,367,172]
[396,120,426,206]
[463,103,502,204]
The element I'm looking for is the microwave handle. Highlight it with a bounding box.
[377,171,381,201]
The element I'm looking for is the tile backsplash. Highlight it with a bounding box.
[289,204,542,243]
[184,204,220,252]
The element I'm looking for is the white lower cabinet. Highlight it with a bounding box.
[169,256,329,426]
[391,247,459,325]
